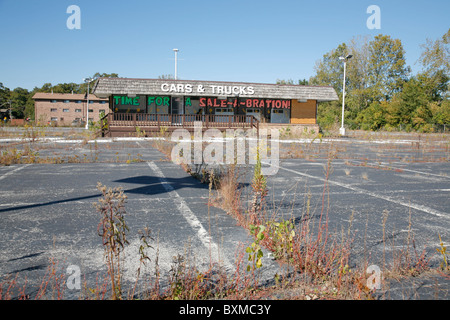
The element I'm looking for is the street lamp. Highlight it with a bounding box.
[339,54,353,136]
[83,77,94,129]
[173,48,179,80]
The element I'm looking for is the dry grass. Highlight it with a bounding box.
[1,130,448,300]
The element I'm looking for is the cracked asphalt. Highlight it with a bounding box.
[0,133,449,299]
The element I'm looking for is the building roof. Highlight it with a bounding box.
[92,78,339,102]
[32,92,107,101]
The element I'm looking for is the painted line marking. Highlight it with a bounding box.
[348,160,450,180]
[0,164,30,181]
[266,161,449,220]
[146,161,234,272]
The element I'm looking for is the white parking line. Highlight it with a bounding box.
[267,161,449,220]
[0,164,30,181]
[146,161,234,272]
[348,160,450,180]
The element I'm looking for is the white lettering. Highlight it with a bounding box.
[161,83,170,92]
[203,128,223,164]
[179,304,213,317]
[161,83,255,95]
[366,5,381,30]
[367,265,382,290]
[223,304,271,315]
[171,129,191,164]
[66,265,81,290]
[66,5,81,30]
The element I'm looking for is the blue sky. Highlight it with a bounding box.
[0,0,449,90]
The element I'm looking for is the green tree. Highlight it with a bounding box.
[51,82,82,94]
[386,77,430,129]
[355,101,387,130]
[367,34,411,102]
[309,42,348,93]
[430,100,450,125]
[276,79,309,85]
[10,87,30,118]
[92,72,119,79]
[0,83,11,102]
[310,34,411,130]
[417,28,450,101]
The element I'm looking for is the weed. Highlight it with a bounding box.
[246,224,266,272]
[167,253,214,300]
[436,234,449,271]
[94,182,129,300]
[265,218,296,263]
[248,148,268,225]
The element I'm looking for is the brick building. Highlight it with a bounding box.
[32,92,109,125]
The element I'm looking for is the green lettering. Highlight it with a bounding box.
[133,97,139,106]
[163,96,170,106]
[148,96,155,105]
[124,97,133,105]
[113,96,120,105]
[185,97,192,107]
[155,97,163,106]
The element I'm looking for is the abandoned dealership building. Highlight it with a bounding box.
[91,78,338,137]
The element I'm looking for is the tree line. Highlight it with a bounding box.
[279,29,450,132]
[0,73,118,120]
[2,30,449,133]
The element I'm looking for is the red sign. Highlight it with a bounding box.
[199,98,290,109]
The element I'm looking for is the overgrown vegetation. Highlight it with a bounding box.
[1,130,449,300]
[307,31,450,132]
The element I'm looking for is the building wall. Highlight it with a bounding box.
[34,98,109,125]
[290,99,317,124]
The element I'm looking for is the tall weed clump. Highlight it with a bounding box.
[95,182,129,300]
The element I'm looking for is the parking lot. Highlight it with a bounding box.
[0,132,449,299]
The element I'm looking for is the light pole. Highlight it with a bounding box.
[83,77,93,129]
[339,54,353,136]
[173,48,179,80]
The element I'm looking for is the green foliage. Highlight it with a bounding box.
[436,234,449,271]
[367,34,411,101]
[311,30,449,132]
[95,183,129,300]
[356,101,387,130]
[0,73,119,120]
[249,148,268,224]
[266,219,296,262]
[246,224,265,271]
[276,79,309,85]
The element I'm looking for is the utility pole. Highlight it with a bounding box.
[339,54,353,136]
[83,77,93,129]
[173,48,179,80]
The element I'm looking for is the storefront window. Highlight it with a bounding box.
[184,97,203,115]
[147,96,170,114]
